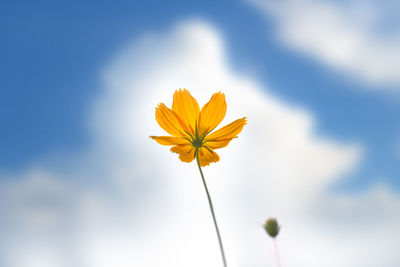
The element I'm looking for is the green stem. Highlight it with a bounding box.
[195,148,228,267]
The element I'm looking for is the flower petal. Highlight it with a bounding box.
[204,117,247,149]
[155,103,191,137]
[150,136,189,146]
[172,89,200,134]
[203,139,232,149]
[206,117,247,140]
[171,144,196,163]
[198,92,227,137]
[197,147,220,167]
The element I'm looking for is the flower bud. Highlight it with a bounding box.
[264,218,280,238]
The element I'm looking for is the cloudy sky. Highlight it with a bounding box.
[1,0,399,266]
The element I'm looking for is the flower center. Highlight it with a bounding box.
[192,137,203,148]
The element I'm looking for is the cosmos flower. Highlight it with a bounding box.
[151,89,247,167]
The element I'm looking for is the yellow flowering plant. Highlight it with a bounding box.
[150,89,246,267]
[151,89,246,166]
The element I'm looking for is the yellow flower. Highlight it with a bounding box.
[150,89,247,167]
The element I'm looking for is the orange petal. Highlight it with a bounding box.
[150,136,189,146]
[155,103,191,138]
[171,144,196,163]
[197,147,220,167]
[203,139,233,149]
[172,89,200,135]
[198,92,227,137]
[207,117,247,140]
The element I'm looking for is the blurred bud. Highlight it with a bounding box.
[264,218,280,238]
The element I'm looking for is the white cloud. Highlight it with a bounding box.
[248,0,400,89]
[1,20,399,267]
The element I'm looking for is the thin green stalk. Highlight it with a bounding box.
[195,148,227,267]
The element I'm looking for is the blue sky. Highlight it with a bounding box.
[1,1,400,266]
[1,0,398,188]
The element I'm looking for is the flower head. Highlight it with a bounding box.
[264,218,280,238]
[150,89,247,167]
